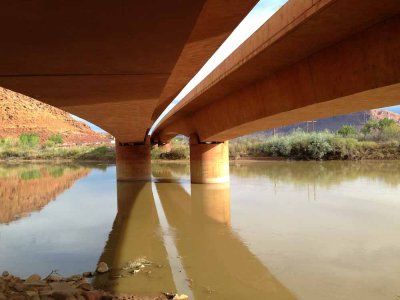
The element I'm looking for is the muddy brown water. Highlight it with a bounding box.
[0,161,399,299]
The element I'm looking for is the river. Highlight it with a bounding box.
[0,161,399,300]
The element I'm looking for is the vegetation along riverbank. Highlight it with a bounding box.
[153,118,400,161]
[1,118,400,161]
[0,134,115,162]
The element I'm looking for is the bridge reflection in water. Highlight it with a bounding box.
[96,179,295,299]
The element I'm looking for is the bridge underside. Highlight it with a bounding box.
[0,0,256,144]
[153,0,400,143]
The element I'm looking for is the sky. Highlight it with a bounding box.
[71,0,400,134]
[70,115,105,133]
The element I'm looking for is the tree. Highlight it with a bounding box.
[337,125,357,137]
[378,118,396,129]
[361,119,380,134]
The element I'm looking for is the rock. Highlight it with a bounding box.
[9,294,25,300]
[82,272,95,278]
[11,282,25,292]
[0,292,6,300]
[23,279,47,287]
[96,262,109,274]
[25,290,39,297]
[50,282,77,292]
[52,291,74,300]
[66,274,82,281]
[39,289,53,297]
[78,283,93,291]
[0,87,110,146]
[25,274,41,283]
[82,290,103,300]
[1,272,9,277]
[163,293,176,300]
[47,273,64,282]
[173,295,189,300]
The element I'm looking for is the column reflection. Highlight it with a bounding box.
[95,182,176,296]
[155,182,295,300]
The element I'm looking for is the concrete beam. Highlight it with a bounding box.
[156,11,400,142]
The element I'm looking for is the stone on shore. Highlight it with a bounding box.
[96,262,109,273]
[25,274,41,283]
[0,270,174,299]
[47,273,64,282]
[82,272,95,278]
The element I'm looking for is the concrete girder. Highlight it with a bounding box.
[154,0,400,142]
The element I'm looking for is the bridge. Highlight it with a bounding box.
[1,0,400,183]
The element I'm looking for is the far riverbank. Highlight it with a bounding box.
[2,118,400,161]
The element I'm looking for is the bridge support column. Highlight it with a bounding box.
[190,141,229,184]
[116,142,151,181]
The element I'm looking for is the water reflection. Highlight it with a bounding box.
[0,161,399,299]
[231,160,400,187]
[97,179,294,299]
[0,163,90,224]
[155,182,295,300]
[96,182,176,296]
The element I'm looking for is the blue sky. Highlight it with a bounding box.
[72,0,400,133]
[70,115,105,133]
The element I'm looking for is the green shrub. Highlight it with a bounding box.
[337,125,357,137]
[382,123,400,140]
[20,169,41,180]
[19,133,40,148]
[378,118,396,129]
[47,166,65,177]
[361,119,380,134]
[48,134,63,144]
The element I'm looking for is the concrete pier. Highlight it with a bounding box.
[189,141,229,184]
[116,142,151,181]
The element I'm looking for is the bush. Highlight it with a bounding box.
[19,133,40,148]
[159,147,188,160]
[48,134,63,144]
[337,125,357,137]
[378,118,396,129]
[361,119,380,134]
[20,169,41,180]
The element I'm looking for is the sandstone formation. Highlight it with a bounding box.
[0,87,109,144]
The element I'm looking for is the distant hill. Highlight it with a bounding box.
[255,109,400,136]
[0,88,110,144]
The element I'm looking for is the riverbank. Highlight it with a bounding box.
[2,119,400,161]
[0,145,116,162]
[2,139,400,162]
[0,266,187,300]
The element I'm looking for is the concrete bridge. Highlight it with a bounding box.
[1,0,400,183]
